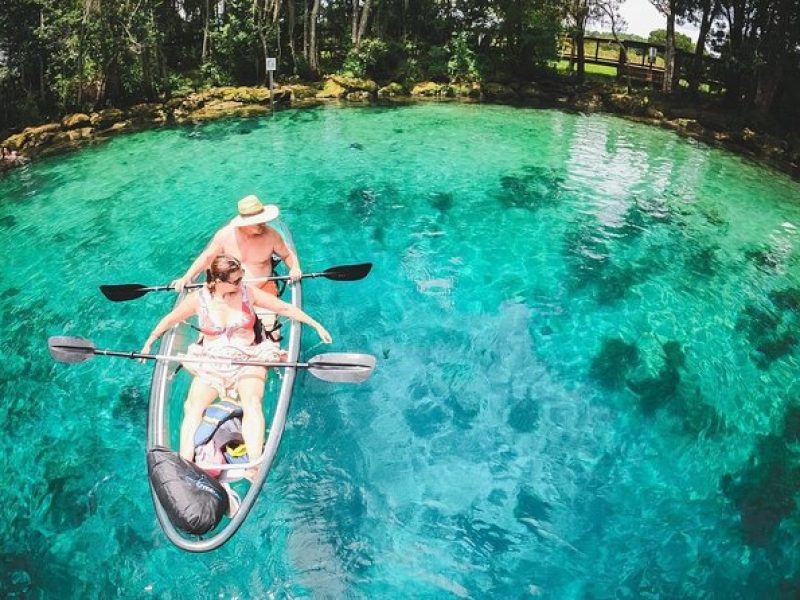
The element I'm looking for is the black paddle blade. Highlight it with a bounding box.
[48,336,96,364]
[100,283,151,302]
[307,353,376,383]
[321,263,373,282]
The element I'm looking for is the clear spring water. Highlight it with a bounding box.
[1,103,800,598]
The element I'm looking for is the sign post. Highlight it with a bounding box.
[266,57,277,113]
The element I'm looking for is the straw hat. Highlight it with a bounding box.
[231,195,279,227]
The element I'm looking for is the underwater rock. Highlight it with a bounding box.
[737,303,798,369]
[770,288,800,313]
[113,385,147,421]
[514,487,552,524]
[782,405,800,443]
[454,513,516,555]
[590,337,639,389]
[496,166,564,211]
[743,246,781,272]
[429,191,454,212]
[507,390,540,433]
[627,340,685,414]
[596,265,642,305]
[721,434,800,546]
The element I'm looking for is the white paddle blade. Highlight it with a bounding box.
[307,353,377,383]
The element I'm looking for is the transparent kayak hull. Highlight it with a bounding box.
[146,220,302,552]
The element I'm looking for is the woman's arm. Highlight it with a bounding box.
[249,286,332,343]
[140,293,199,354]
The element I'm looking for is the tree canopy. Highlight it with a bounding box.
[0,0,798,134]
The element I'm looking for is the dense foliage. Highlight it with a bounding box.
[0,0,798,134]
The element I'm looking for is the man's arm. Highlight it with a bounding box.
[272,230,303,282]
[172,230,225,291]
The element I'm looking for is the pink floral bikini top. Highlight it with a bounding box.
[197,286,257,340]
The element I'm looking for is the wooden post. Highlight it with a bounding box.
[266,57,276,114]
[595,39,600,61]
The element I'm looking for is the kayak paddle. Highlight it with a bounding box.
[48,336,376,384]
[99,262,373,302]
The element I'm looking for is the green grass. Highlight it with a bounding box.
[552,60,618,79]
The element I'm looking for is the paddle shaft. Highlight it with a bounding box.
[134,271,340,294]
[90,347,368,369]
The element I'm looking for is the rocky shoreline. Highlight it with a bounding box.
[2,76,799,180]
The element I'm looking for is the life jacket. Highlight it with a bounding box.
[193,400,250,478]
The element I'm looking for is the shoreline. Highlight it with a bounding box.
[2,77,798,181]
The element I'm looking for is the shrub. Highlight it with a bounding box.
[447,32,479,83]
[342,38,390,80]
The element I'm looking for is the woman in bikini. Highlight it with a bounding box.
[141,254,332,463]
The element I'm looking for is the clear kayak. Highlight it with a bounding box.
[146,218,302,552]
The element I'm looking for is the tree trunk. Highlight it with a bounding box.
[351,0,359,45]
[303,0,309,60]
[202,0,210,62]
[288,0,297,75]
[575,21,586,84]
[753,62,782,118]
[309,0,320,73]
[39,8,46,103]
[355,0,372,48]
[688,0,716,95]
[662,2,676,93]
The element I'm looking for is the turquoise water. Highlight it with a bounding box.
[2,103,800,597]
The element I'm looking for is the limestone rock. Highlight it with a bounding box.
[283,84,319,100]
[61,113,92,130]
[346,90,372,101]
[645,106,664,119]
[97,120,133,135]
[606,93,649,115]
[221,86,271,103]
[451,83,480,98]
[575,92,603,113]
[317,78,347,99]
[482,82,518,101]
[188,101,268,121]
[519,83,545,100]
[378,82,407,97]
[91,108,126,129]
[13,122,62,150]
[53,126,94,144]
[317,76,378,99]
[411,81,445,97]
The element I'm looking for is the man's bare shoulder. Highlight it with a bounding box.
[213,223,236,244]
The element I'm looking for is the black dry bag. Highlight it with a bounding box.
[147,446,228,535]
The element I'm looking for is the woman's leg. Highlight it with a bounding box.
[236,366,268,459]
[179,377,219,460]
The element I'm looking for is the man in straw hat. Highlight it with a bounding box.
[172,194,302,296]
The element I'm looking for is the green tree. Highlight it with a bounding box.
[648,28,694,53]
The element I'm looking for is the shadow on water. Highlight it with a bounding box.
[721,403,800,546]
[736,287,800,368]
